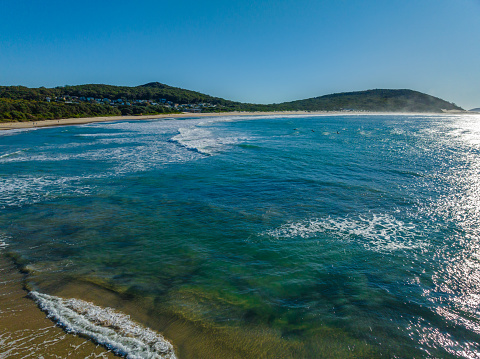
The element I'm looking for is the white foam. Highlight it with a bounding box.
[0,150,23,159]
[0,175,96,208]
[264,214,424,252]
[171,126,244,155]
[0,234,8,249]
[0,127,39,137]
[29,291,176,359]
[171,127,216,155]
[0,116,252,207]
[76,133,126,137]
[390,128,406,136]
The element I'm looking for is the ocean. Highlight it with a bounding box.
[1,114,480,358]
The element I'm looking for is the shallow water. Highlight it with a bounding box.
[2,114,480,358]
[0,255,116,358]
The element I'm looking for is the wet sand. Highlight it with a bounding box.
[0,254,118,358]
[8,267,376,359]
[0,253,306,359]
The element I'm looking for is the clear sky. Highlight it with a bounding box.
[1,0,479,109]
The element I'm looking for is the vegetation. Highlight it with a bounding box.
[0,83,464,123]
[0,98,180,123]
[274,89,463,113]
[0,82,238,106]
[0,98,120,122]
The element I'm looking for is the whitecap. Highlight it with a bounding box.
[0,175,97,208]
[0,150,23,159]
[170,126,244,155]
[29,291,176,359]
[264,214,424,252]
[0,233,9,249]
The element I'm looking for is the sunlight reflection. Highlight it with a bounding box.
[417,114,480,357]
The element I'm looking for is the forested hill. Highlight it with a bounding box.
[0,82,241,107]
[274,89,463,112]
[0,83,464,123]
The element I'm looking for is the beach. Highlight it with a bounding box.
[2,110,470,131]
[2,113,480,358]
[0,111,319,131]
[0,254,118,358]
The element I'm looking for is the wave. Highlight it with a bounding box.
[0,150,23,159]
[170,127,216,155]
[264,213,424,252]
[0,175,96,208]
[76,133,126,137]
[0,128,39,137]
[29,291,177,359]
[170,126,244,155]
[0,234,8,249]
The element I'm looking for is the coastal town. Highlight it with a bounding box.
[45,95,218,113]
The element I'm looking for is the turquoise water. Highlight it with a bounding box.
[1,114,480,358]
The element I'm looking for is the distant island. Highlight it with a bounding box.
[0,82,464,123]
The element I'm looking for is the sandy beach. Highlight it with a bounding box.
[0,111,318,131]
[0,110,474,132]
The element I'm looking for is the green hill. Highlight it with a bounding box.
[274,89,462,112]
[0,82,239,106]
[0,83,464,123]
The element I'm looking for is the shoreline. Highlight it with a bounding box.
[0,111,475,131]
[0,253,118,358]
[0,111,314,130]
[2,256,374,359]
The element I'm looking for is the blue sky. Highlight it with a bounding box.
[1,0,479,108]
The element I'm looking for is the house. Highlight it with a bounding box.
[184,108,201,113]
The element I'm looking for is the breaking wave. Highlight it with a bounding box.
[0,175,96,208]
[0,233,8,249]
[29,291,176,359]
[0,150,24,160]
[264,213,424,252]
[170,126,244,155]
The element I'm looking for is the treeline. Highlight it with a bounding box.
[0,82,273,122]
[0,84,464,123]
[0,98,179,122]
[274,89,463,112]
[66,82,237,106]
[0,82,239,107]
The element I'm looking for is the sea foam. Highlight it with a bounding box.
[0,234,8,249]
[29,291,177,359]
[0,150,23,160]
[171,126,244,155]
[265,214,423,252]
